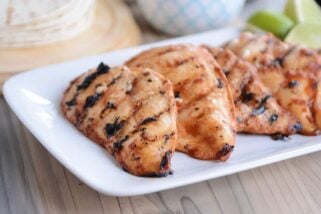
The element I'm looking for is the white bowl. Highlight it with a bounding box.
[137,0,245,35]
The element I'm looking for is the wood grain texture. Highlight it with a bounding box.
[2,0,321,213]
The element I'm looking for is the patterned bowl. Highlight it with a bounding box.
[137,0,245,35]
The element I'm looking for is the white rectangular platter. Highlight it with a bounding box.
[4,27,321,196]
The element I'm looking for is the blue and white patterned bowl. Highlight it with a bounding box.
[137,0,245,35]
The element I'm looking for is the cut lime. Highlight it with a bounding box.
[285,23,321,48]
[247,10,295,39]
[284,0,321,23]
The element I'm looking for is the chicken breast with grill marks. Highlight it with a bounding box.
[206,47,301,135]
[126,45,236,160]
[61,63,177,177]
[225,32,321,135]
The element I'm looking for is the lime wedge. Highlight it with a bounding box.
[284,0,321,23]
[285,23,321,48]
[247,10,295,39]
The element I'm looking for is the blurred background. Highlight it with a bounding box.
[0,0,291,93]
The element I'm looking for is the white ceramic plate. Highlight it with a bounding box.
[4,27,321,196]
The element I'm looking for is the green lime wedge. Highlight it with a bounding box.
[285,23,321,48]
[284,0,321,23]
[247,10,295,39]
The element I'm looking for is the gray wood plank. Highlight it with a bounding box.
[0,98,37,214]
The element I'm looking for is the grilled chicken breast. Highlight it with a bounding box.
[206,47,301,135]
[61,63,177,176]
[226,32,321,135]
[126,45,236,160]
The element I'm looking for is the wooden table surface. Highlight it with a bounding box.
[2,0,321,213]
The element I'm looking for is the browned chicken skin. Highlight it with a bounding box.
[61,63,177,176]
[126,45,236,160]
[225,32,321,135]
[206,47,301,135]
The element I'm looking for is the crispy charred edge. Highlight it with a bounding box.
[215,143,234,160]
[270,133,290,141]
[160,151,172,170]
[141,170,174,177]
[65,63,110,109]
[77,62,110,91]
[65,97,77,107]
[122,168,174,177]
[63,63,113,124]
[63,75,84,108]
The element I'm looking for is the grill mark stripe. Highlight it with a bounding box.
[76,72,125,127]
[64,63,110,110]
[64,74,91,109]
[172,56,194,67]
[102,77,171,148]
[111,102,173,152]
[141,116,157,125]
[99,76,138,120]
[77,62,110,91]
[131,110,168,137]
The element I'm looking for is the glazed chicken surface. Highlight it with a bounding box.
[206,47,301,135]
[61,63,177,177]
[126,45,236,160]
[225,32,321,135]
